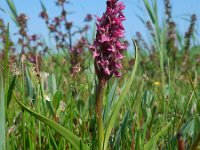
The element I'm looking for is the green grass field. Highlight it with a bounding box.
[0,0,200,149]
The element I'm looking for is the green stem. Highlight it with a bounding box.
[21,61,26,150]
[96,80,105,150]
[191,130,200,150]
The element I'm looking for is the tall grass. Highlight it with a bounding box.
[0,68,6,150]
[1,0,200,149]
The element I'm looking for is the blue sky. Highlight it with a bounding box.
[0,0,200,46]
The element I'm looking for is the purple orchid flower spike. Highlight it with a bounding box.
[90,0,127,83]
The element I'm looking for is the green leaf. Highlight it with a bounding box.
[190,116,200,149]
[153,0,158,24]
[7,76,16,108]
[77,100,85,113]
[46,100,55,117]
[48,74,57,95]
[113,111,129,148]
[187,73,200,112]
[190,45,200,58]
[53,90,62,110]
[1,25,9,150]
[103,40,139,150]
[6,0,18,25]
[182,118,195,137]
[13,93,89,150]
[3,24,9,83]
[0,71,6,150]
[143,0,155,24]
[136,14,146,25]
[0,7,5,13]
[40,0,47,12]
[25,68,34,100]
[6,0,17,17]
[103,79,118,121]
[144,121,172,150]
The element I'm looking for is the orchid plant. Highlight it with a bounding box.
[89,0,127,149]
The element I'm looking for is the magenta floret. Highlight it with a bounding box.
[90,0,127,81]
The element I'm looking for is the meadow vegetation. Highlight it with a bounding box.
[0,0,200,149]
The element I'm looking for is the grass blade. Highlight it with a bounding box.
[25,68,34,100]
[48,73,57,95]
[103,79,118,121]
[7,76,16,108]
[103,40,139,150]
[13,93,89,150]
[0,71,6,150]
[113,111,129,148]
[6,0,17,18]
[144,121,172,150]
[40,0,47,12]
[3,24,9,84]
[6,0,18,25]
[143,0,155,24]
[0,7,5,13]
[187,73,200,111]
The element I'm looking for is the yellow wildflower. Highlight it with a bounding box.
[153,81,160,86]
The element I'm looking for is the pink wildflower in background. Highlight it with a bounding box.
[84,14,93,22]
[90,0,127,82]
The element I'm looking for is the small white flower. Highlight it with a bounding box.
[44,95,50,101]
[40,72,49,79]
